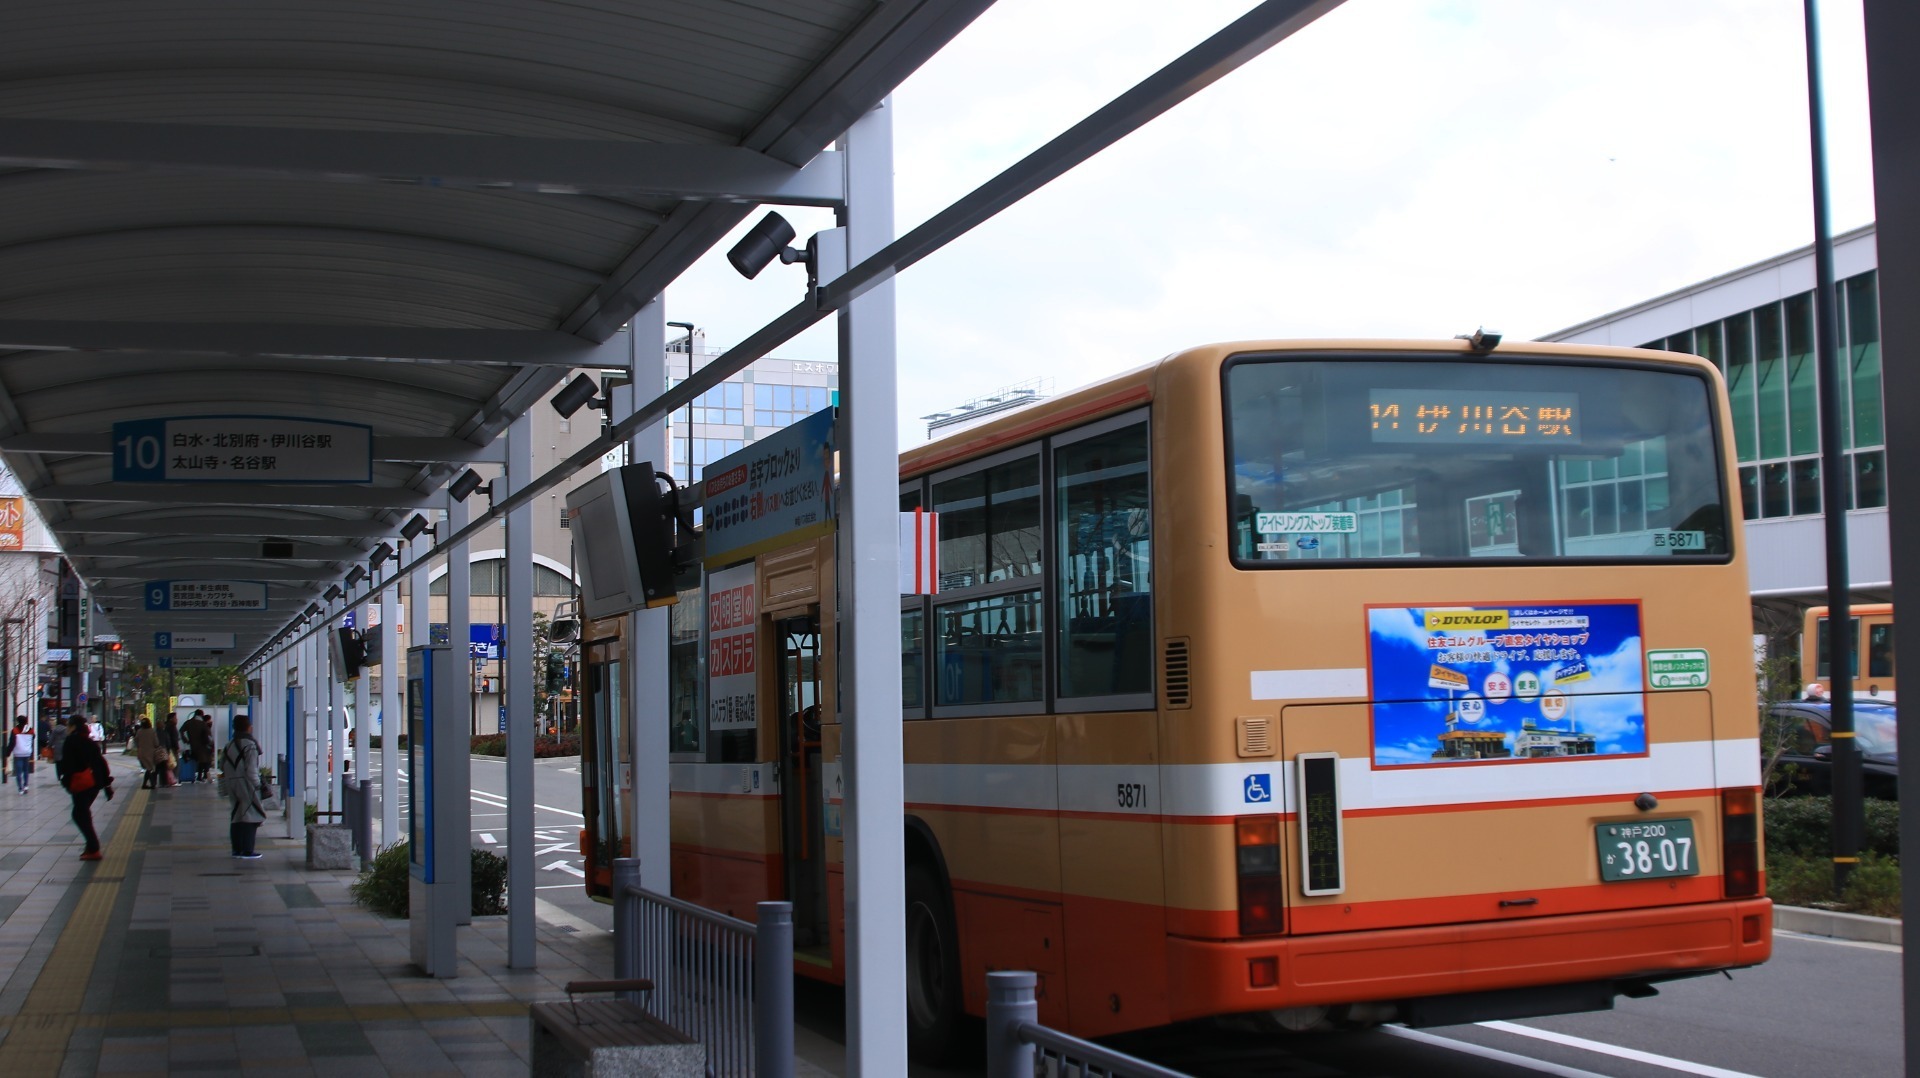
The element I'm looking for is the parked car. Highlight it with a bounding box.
[1765,700,1899,800]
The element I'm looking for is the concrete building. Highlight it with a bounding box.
[1542,223,1887,625]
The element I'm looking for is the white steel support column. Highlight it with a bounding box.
[410,533,431,650]
[621,298,672,891]
[505,413,536,966]
[352,589,370,824]
[329,602,346,816]
[445,497,473,921]
[380,563,401,846]
[837,99,905,1075]
[303,628,320,822]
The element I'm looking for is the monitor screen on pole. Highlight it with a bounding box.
[567,462,681,620]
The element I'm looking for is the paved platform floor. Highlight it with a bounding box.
[0,749,630,1077]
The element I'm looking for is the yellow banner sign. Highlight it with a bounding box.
[1424,609,1509,631]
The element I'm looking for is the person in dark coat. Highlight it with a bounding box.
[186,710,217,782]
[162,714,181,758]
[221,716,266,858]
[54,715,113,860]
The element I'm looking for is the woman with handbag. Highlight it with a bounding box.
[55,715,112,861]
[221,716,266,859]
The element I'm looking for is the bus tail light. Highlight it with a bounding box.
[1236,815,1284,935]
[1721,788,1761,898]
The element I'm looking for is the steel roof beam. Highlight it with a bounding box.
[56,517,392,538]
[35,484,442,509]
[564,0,1000,339]
[0,321,628,367]
[0,118,847,207]
[85,565,344,581]
[4,433,502,464]
[62,541,363,560]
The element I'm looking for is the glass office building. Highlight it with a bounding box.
[1543,223,1888,602]
[665,334,837,485]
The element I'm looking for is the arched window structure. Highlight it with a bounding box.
[430,558,574,597]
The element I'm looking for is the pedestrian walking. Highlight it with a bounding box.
[9,716,34,793]
[221,716,266,859]
[132,719,162,789]
[55,715,112,860]
[162,714,181,758]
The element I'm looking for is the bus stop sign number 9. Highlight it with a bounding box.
[1596,819,1698,882]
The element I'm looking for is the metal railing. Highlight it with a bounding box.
[611,857,795,1078]
[987,972,1190,1078]
[341,777,373,864]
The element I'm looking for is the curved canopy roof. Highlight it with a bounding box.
[0,0,991,659]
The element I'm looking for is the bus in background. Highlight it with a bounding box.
[1801,603,1895,701]
[579,338,1770,1060]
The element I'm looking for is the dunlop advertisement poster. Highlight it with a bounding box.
[1366,601,1648,767]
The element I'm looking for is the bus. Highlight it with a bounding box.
[578,338,1771,1058]
[1801,603,1895,701]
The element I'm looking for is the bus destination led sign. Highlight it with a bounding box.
[1369,390,1580,444]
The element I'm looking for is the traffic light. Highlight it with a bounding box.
[106,641,123,652]
[545,651,565,694]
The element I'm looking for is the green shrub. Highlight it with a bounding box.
[471,847,509,915]
[469,733,580,758]
[1767,849,1900,918]
[1764,797,1899,858]
[304,801,318,826]
[347,841,512,918]
[351,842,411,917]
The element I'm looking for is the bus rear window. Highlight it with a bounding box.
[1225,356,1729,564]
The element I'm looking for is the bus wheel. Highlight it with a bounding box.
[906,863,964,1062]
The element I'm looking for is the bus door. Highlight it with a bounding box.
[579,622,629,899]
[773,610,829,952]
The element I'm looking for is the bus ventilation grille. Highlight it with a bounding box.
[1163,638,1191,709]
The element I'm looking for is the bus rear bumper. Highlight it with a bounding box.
[1166,898,1773,1023]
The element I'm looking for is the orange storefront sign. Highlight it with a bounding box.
[0,497,23,549]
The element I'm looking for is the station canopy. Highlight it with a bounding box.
[0,0,991,662]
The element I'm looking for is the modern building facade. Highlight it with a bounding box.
[1542,223,1887,620]
[665,329,838,486]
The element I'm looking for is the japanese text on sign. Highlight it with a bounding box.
[112,416,373,483]
[1368,390,1580,444]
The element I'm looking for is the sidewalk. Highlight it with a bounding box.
[0,752,620,1077]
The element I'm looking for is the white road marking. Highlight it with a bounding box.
[1478,1021,1765,1078]
[534,842,574,855]
[542,860,586,877]
[479,833,496,844]
[535,883,581,890]
[466,788,585,819]
[1381,1026,1611,1078]
[559,767,580,774]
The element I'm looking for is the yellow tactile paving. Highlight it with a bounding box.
[0,783,149,1077]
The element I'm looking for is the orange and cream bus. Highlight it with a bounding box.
[1801,603,1895,701]
[578,338,1770,1059]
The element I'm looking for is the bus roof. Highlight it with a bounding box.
[898,338,1718,480]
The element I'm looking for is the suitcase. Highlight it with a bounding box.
[178,757,196,784]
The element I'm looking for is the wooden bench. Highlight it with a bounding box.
[529,979,706,1078]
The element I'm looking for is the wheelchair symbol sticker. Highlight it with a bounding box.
[1243,773,1273,803]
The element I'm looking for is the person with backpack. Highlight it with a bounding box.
[54,715,113,861]
[221,716,266,859]
[9,716,34,793]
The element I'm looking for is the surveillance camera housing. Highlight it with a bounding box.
[727,211,798,279]
[448,468,484,502]
[551,373,601,418]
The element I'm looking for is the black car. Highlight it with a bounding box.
[1766,700,1899,800]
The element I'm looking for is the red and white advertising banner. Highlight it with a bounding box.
[706,562,756,731]
[898,509,939,595]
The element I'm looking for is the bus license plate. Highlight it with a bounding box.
[1596,819,1699,882]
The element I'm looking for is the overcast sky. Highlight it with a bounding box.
[665,0,1875,448]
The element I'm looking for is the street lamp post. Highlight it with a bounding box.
[667,321,697,481]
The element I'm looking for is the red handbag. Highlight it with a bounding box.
[67,767,97,792]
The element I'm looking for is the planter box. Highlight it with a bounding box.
[306,823,354,870]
